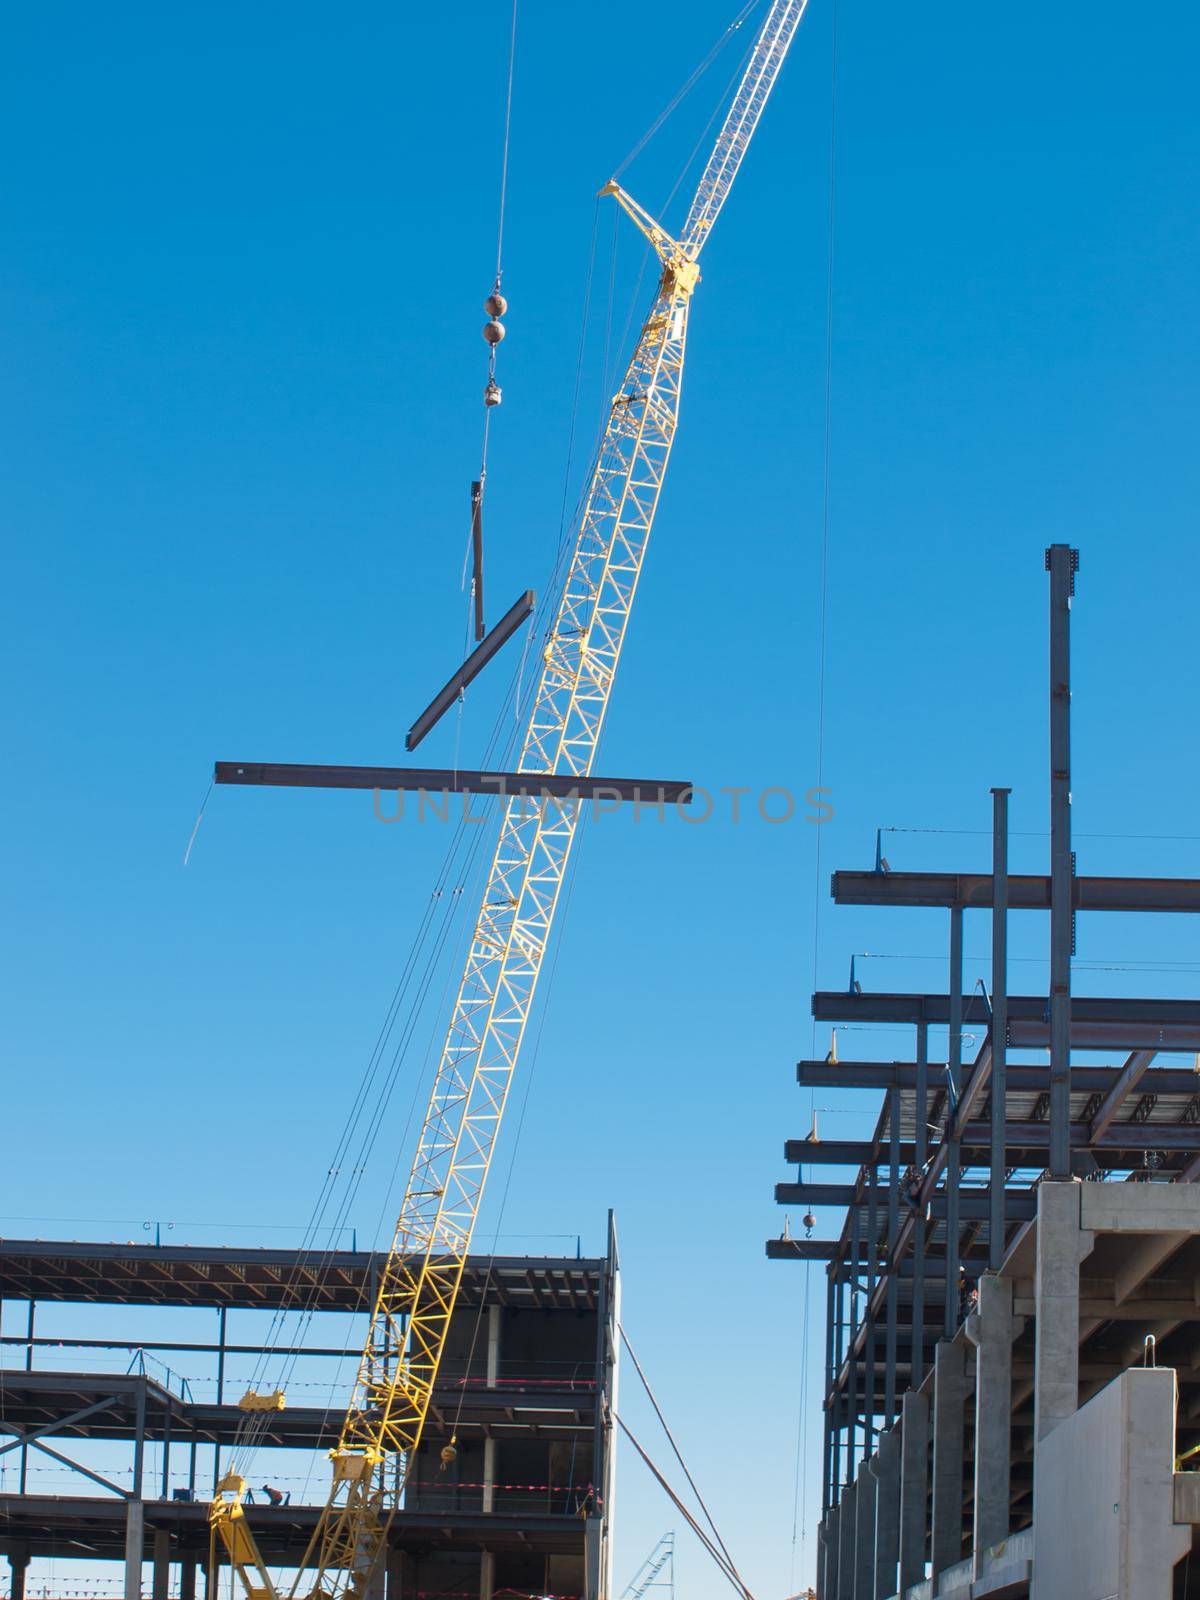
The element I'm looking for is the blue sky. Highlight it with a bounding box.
[4,1,1200,1595]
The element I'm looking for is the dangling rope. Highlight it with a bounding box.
[182,778,214,866]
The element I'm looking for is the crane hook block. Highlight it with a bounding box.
[238,1388,286,1413]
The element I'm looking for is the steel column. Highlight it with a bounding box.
[824,1268,836,1513]
[990,787,1010,1270]
[885,1087,900,1421]
[213,1304,226,1493]
[161,1399,172,1498]
[944,907,963,1337]
[124,1501,145,1600]
[912,1023,928,1385]
[898,1390,929,1594]
[847,1208,861,1483]
[8,1549,30,1600]
[1047,544,1077,1179]
[930,1340,967,1582]
[864,1165,878,1459]
[152,1526,171,1600]
[133,1379,146,1499]
[20,1299,34,1493]
[483,1304,501,1514]
[832,1266,845,1499]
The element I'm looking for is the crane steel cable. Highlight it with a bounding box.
[806,0,839,1060]
[493,0,518,288]
[612,1411,753,1600]
[793,0,839,1577]
[612,0,762,183]
[465,0,519,640]
[603,30,758,412]
[618,1325,743,1587]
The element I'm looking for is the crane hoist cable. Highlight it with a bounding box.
[467,0,519,642]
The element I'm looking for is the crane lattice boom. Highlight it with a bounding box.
[210,4,809,1596]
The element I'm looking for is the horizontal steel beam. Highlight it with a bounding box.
[797,1060,1200,1096]
[774,1182,1036,1223]
[812,991,1200,1049]
[831,869,1200,913]
[797,1058,947,1089]
[775,1182,859,1208]
[961,1119,1200,1153]
[215,762,692,806]
[783,1138,917,1166]
[781,1123,1200,1165]
[765,1239,985,1268]
[765,1239,848,1261]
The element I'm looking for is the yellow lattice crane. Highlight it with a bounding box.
[210,3,810,1596]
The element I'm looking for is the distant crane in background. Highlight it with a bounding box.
[209,3,810,1598]
[620,1533,675,1600]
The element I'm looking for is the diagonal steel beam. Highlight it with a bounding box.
[0,1414,130,1498]
[1090,1051,1157,1140]
[0,1395,119,1457]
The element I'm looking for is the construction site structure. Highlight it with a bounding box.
[772,548,1200,1598]
[0,1227,617,1600]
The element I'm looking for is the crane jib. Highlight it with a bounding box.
[208,4,810,1597]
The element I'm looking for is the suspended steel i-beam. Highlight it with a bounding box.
[405,589,535,750]
[214,762,693,806]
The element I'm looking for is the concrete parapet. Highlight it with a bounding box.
[898,1390,929,1595]
[1033,1181,1092,1444]
[1031,1365,1189,1598]
[930,1341,966,1582]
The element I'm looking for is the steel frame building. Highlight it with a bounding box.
[0,1229,618,1600]
[771,549,1200,1598]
